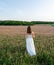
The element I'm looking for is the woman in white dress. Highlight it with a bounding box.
[26,26,36,56]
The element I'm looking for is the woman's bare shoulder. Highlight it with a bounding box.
[31,31,35,38]
[31,31,35,34]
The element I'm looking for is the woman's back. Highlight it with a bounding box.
[26,26,36,56]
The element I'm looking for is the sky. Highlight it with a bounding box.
[0,0,54,21]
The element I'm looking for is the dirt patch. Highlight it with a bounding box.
[0,25,54,36]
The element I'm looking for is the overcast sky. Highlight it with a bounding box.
[0,0,54,21]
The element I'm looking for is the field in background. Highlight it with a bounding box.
[0,25,54,65]
[0,25,54,35]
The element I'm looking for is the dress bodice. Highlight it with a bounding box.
[26,34,32,38]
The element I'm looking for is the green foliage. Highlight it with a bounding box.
[0,20,54,26]
[0,20,34,26]
[0,34,54,65]
[32,21,54,24]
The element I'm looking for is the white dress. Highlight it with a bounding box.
[26,34,36,56]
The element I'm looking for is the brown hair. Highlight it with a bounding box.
[27,26,31,34]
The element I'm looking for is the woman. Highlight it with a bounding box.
[26,26,36,56]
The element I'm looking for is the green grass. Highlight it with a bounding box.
[50,24,54,26]
[0,34,54,65]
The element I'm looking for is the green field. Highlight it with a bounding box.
[0,34,54,65]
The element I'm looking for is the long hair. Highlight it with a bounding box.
[27,26,31,34]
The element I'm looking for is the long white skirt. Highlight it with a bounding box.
[26,35,36,56]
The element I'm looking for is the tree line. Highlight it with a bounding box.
[0,20,54,25]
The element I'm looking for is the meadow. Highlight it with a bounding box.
[0,34,54,65]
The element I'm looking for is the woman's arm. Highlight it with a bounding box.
[31,31,35,38]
